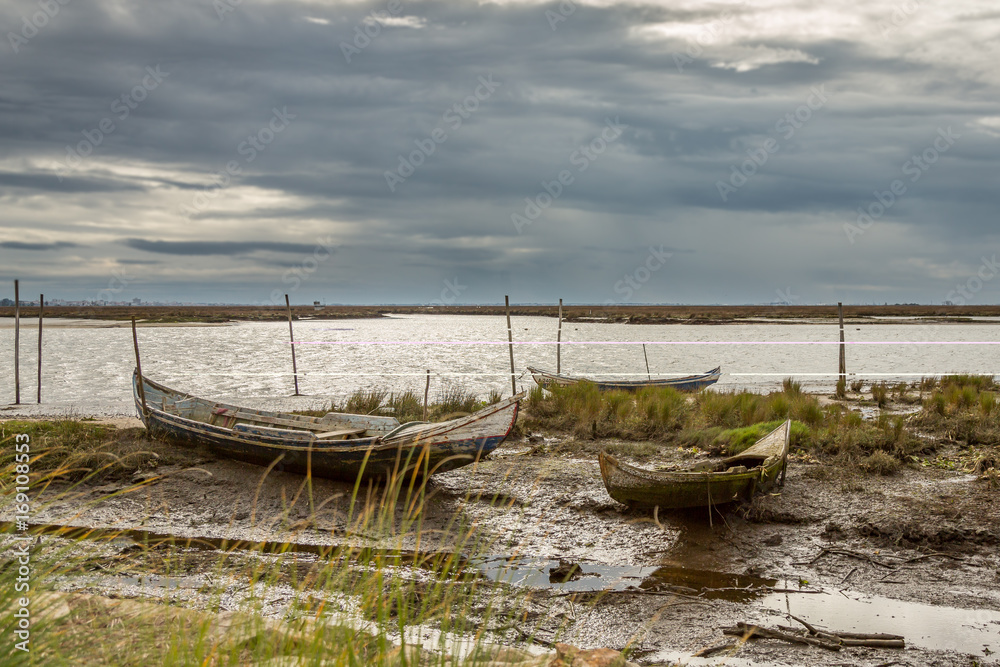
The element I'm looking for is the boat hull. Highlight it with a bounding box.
[528,366,721,392]
[134,372,521,482]
[598,420,789,509]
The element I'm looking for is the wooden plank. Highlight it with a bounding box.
[557,298,562,374]
[314,429,367,439]
[14,279,19,405]
[132,317,147,417]
[505,295,516,395]
[36,293,42,404]
[228,410,342,432]
[285,294,300,395]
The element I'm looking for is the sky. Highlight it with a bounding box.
[1,0,999,306]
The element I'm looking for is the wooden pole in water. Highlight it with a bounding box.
[838,302,846,383]
[642,343,651,381]
[556,298,563,374]
[13,279,20,405]
[36,294,43,404]
[285,294,301,396]
[131,316,148,418]
[505,295,516,395]
[423,369,430,421]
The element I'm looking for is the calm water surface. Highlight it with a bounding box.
[1,315,998,416]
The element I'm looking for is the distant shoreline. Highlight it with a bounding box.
[1,303,1000,324]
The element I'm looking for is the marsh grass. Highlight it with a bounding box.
[914,374,1000,445]
[296,386,506,424]
[345,388,390,415]
[0,420,182,482]
[870,381,889,408]
[524,380,933,467]
[0,428,544,666]
[432,384,481,418]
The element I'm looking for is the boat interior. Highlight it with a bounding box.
[139,376,403,441]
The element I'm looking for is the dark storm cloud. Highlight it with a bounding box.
[0,172,146,193]
[1,0,998,303]
[122,239,325,255]
[0,241,79,250]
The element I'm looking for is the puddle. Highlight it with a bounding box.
[6,521,657,593]
[761,590,1000,658]
[639,566,781,602]
[477,555,657,592]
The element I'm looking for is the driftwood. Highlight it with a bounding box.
[778,616,906,648]
[799,547,965,570]
[798,548,898,569]
[723,623,842,651]
[692,640,738,658]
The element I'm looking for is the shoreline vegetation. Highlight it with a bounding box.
[2,377,998,664]
[3,373,997,483]
[2,303,1000,324]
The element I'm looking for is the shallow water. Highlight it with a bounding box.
[761,588,1000,657]
[1,314,999,415]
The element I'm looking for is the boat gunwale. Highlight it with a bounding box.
[134,371,523,454]
[527,365,722,388]
[598,419,790,501]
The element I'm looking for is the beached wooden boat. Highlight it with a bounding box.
[598,420,790,509]
[133,371,523,482]
[527,366,721,392]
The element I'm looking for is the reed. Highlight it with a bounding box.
[0,428,543,666]
[432,384,480,417]
[870,381,889,408]
[345,388,390,415]
[914,374,1000,445]
[523,380,938,470]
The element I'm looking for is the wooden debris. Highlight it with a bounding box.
[723,622,842,651]
[692,640,738,658]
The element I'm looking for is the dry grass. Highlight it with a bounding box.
[523,380,929,468]
[7,303,1000,323]
[913,374,1000,445]
[0,420,185,482]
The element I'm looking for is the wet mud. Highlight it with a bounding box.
[11,432,1000,666]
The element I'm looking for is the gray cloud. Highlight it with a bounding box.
[0,241,79,250]
[122,239,327,256]
[0,0,997,304]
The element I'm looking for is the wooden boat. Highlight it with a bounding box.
[598,420,790,509]
[527,365,721,392]
[133,371,523,482]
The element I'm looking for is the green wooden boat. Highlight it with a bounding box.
[598,420,790,509]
